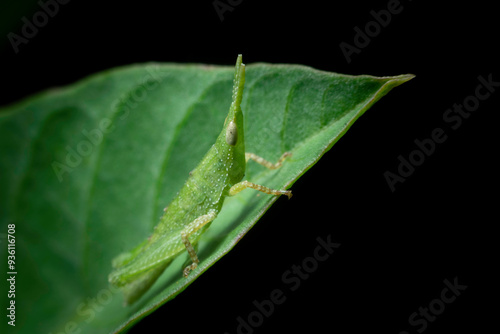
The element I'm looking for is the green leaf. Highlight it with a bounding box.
[0,61,412,333]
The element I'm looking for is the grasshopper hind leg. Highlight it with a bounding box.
[110,239,171,305]
[112,239,149,269]
[119,261,171,305]
[181,209,218,277]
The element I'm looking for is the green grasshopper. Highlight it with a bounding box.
[108,55,292,305]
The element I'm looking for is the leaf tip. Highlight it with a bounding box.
[393,73,416,85]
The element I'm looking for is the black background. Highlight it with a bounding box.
[1,1,497,333]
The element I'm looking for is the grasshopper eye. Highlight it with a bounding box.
[226,120,238,146]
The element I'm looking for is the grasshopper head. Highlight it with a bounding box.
[221,54,246,185]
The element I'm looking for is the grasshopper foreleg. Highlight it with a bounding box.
[245,152,291,170]
[231,152,292,199]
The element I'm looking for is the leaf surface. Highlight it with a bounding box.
[0,62,412,333]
